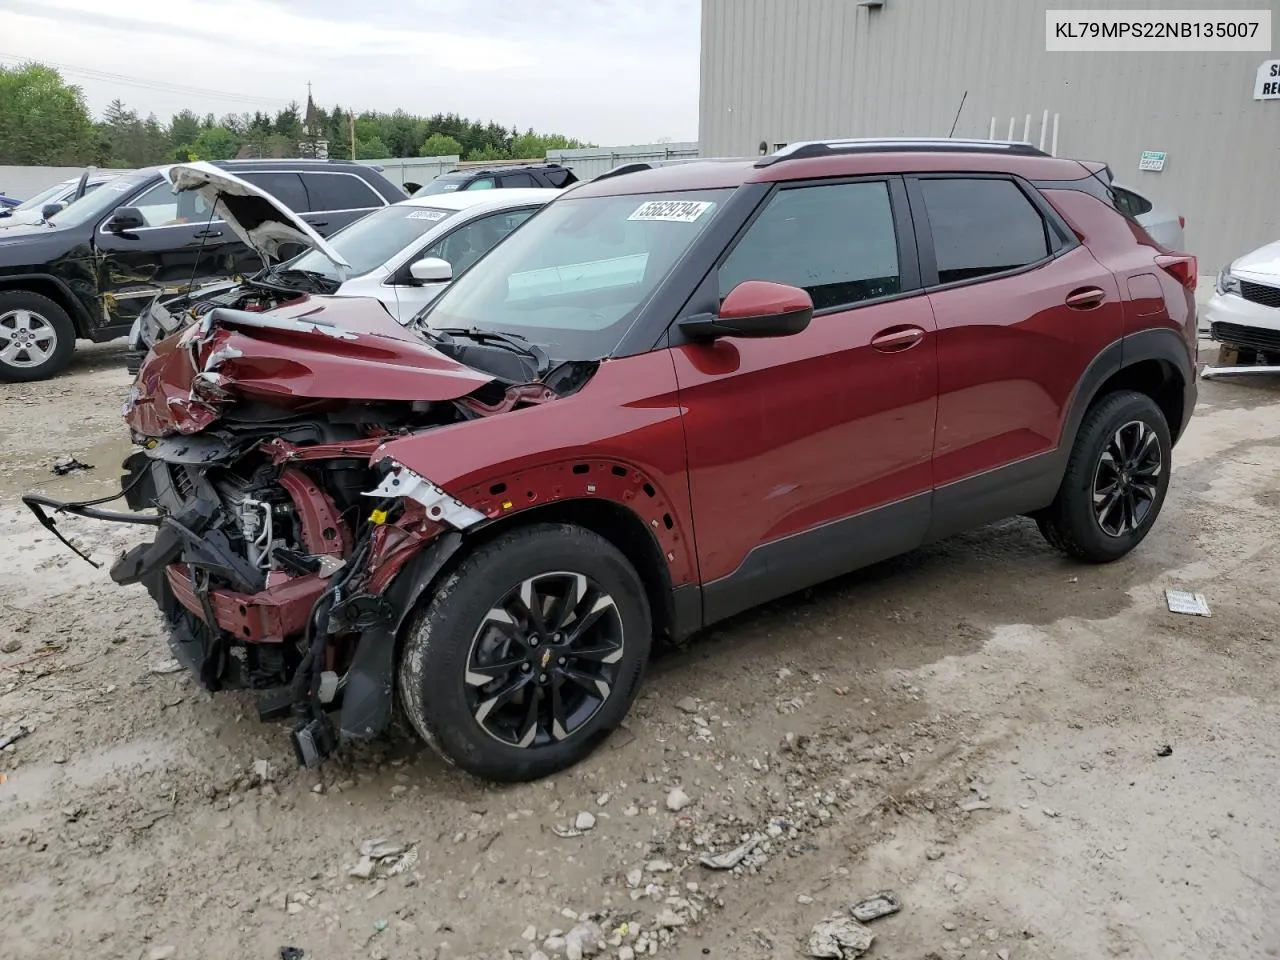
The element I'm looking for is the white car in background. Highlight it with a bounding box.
[1203,240,1280,359]
[0,171,127,227]
[129,178,560,362]
[1111,182,1186,251]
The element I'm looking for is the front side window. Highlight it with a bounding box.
[419,208,537,276]
[919,177,1051,285]
[125,180,216,227]
[464,177,496,191]
[720,181,901,310]
[287,203,459,280]
[421,189,730,360]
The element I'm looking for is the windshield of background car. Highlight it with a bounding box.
[420,189,731,359]
[286,204,458,279]
[11,180,75,212]
[417,175,467,195]
[51,174,155,229]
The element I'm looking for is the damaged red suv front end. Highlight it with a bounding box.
[27,294,577,764]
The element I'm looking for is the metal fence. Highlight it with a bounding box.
[365,156,460,190]
[546,142,701,180]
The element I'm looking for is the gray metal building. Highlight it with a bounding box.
[698,0,1279,270]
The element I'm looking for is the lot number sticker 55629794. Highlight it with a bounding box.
[628,200,714,223]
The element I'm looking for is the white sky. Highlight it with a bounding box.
[0,0,701,145]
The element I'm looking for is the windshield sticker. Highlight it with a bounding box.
[406,209,449,221]
[627,200,713,223]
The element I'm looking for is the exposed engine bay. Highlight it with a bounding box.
[27,297,597,766]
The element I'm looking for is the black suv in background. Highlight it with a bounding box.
[0,159,406,382]
[413,162,577,196]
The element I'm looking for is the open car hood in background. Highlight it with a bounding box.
[164,162,352,277]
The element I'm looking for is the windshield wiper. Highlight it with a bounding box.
[429,326,550,376]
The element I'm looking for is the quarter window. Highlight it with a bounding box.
[719,181,901,310]
[919,178,1051,284]
[1112,186,1153,218]
[302,173,381,211]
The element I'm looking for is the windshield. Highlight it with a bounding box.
[417,176,466,196]
[51,174,155,229]
[286,204,458,279]
[12,180,75,212]
[419,189,730,359]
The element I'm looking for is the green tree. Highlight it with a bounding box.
[467,143,511,162]
[168,109,200,149]
[420,133,463,157]
[192,125,240,160]
[355,137,389,160]
[0,63,95,165]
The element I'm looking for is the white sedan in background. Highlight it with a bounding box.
[129,183,560,360]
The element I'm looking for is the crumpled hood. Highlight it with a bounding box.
[124,295,494,437]
[165,162,352,276]
[1232,240,1280,280]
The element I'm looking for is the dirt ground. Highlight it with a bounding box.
[3,339,1280,960]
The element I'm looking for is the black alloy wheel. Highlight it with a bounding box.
[465,571,625,748]
[1092,420,1163,538]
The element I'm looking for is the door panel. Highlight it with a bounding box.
[912,176,1125,490]
[673,178,938,619]
[93,180,230,327]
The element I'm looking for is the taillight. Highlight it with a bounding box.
[1178,215,1186,229]
[1156,254,1197,292]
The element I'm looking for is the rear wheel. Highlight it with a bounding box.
[398,523,651,781]
[1037,390,1171,563]
[0,291,76,382]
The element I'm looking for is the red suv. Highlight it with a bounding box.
[26,139,1198,781]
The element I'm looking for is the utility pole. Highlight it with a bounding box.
[349,111,356,161]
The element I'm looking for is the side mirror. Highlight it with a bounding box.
[679,280,813,341]
[106,207,146,232]
[409,257,452,283]
[41,202,66,220]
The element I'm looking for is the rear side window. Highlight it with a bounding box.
[303,172,382,211]
[1112,186,1153,218]
[919,178,1051,285]
[501,172,536,188]
[240,172,310,213]
[719,181,901,310]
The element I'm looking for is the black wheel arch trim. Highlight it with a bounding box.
[0,273,94,337]
[337,531,465,743]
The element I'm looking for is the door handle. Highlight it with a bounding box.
[870,326,926,353]
[192,229,222,239]
[1065,286,1106,310]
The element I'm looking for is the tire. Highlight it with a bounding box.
[1037,389,1172,563]
[0,291,76,382]
[398,523,652,782]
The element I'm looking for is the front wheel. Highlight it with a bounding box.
[1037,389,1172,563]
[0,291,76,382]
[398,523,652,782]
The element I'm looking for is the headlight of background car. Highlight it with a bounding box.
[1217,266,1242,296]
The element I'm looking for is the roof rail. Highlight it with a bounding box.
[755,138,1050,167]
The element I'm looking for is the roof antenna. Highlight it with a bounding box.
[947,90,968,138]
